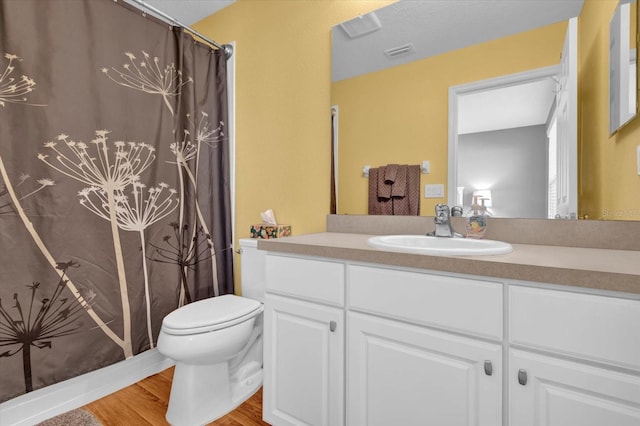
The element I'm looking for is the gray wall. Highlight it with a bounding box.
[458,125,548,218]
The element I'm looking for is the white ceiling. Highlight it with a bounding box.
[458,78,557,135]
[127,0,234,26]
[332,0,584,82]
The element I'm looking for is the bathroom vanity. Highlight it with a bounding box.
[259,223,640,426]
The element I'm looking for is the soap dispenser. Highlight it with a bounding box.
[465,196,488,239]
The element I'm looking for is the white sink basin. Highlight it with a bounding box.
[367,235,513,256]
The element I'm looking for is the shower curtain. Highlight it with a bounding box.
[0,0,233,402]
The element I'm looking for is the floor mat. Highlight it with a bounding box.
[35,408,102,426]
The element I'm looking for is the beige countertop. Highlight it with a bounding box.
[257,232,640,295]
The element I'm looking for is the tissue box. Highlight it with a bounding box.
[250,224,292,239]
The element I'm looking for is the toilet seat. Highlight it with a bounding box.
[161,294,263,336]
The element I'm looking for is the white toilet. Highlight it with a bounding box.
[157,238,266,426]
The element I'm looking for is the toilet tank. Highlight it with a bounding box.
[239,238,266,303]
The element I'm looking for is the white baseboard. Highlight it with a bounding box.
[0,349,175,426]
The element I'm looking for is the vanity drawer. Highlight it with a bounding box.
[265,254,345,306]
[509,286,640,371]
[348,265,503,340]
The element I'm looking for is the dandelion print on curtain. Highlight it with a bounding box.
[0,0,233,402]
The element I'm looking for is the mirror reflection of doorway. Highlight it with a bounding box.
[455,74,557,219]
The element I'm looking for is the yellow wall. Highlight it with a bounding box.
[579,0,640,220]
[332,22,568,215]
[193,0,394,291]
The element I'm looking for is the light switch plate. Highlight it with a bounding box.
[425,184,444,198]
[637,146,640,175]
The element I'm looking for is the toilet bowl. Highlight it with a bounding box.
[157,239,265,426]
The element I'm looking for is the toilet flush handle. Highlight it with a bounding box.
[329,321,337,332]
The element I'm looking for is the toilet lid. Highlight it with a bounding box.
[162,294,262,335]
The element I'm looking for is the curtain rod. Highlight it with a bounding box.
[126,0,233,59]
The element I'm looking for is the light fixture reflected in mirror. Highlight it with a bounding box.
[473,189,493,207]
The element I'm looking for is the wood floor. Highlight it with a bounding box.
[83,367,270,425]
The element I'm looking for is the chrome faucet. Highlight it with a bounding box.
[427,203,463,237]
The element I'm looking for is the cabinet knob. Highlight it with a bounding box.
[484,360,493,376]
[329,321,337,332]
[518,369,528,386]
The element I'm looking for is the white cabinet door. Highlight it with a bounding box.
[263,294,344,426]
[510,349,640,426]
[347,312,502,426]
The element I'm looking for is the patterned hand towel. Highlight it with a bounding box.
[390,165,420,216]
[384,164,398,184]
[368,167,393,214]
[391,165,407,198]
[377,166,392,199]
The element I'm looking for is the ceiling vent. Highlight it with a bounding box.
[384,43,415,59]
[340,12,382,39]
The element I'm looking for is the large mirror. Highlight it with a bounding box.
[610,0,638,134]
[332,0,640,220]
